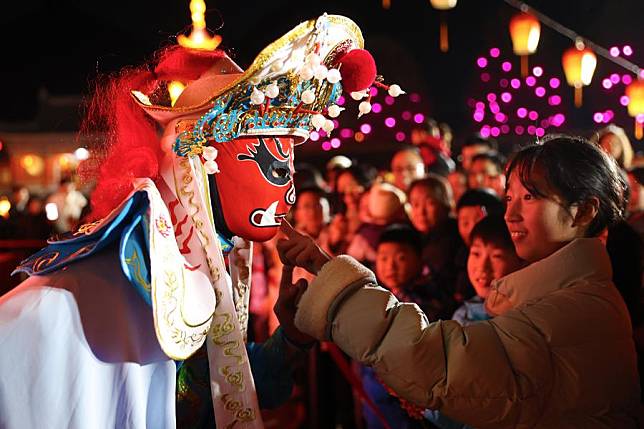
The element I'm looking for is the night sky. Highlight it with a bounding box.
[1,0,643,162]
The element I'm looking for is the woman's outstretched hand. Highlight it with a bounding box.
[277,221,331,275]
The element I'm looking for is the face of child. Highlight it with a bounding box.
[467,237,523,298]
[375,242,422,293]
[409,185,447,234]
[504,173,582,263]
[458,206,487,246]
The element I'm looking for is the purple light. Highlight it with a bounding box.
[395,132,406,142]
[370,87,378,97]
[641,70,644,79]
[515,125,525,135]
[622,74,633,85]
[527,125,536,135]
[552,113,565,127]
[318,130,327,137]
[549,78,560,89]
[360,123,372,134]
[495,112,507,123]
[402,111,412,120]
[475,101,485,110]
[602,79,612,89]
[333,119,340,128]
[532,66,543,77]
[336,96,345,106]
[535,127,545,137]
[620,95,630,106]
[609,46,620,57]
[501,125,510,134]
[481,73,491,82]
[409,93,421,103]
[309,131,320,141]
[548,95,561,106]
[384,96,395,106]
[610,74,620,84]
[593,112,604,123]
[480,127,491,138]
[490,48,500,58]
[490,127,500,137]
[322,141,332,151]
[623,45,633,56]
[487,93,497,102]
[384,117,396,128]
[473,111,485,122]
[501,92,512,103]
[501,61,512,72]
[413,113,424,124]
[489,103,500,114]
[371,102,383,113]
[330,138,341,148]
[340,128,353,138]
[535,86,546,97]
[510,78,521,89]
[603,110,614,122]
[517,107,528,118]
[499,78,509,88]
[477,57,488,68]
[528,110,539,121]
[526,76,536,87]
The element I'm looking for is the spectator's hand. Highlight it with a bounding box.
[277,220,331,275]
[274,265,315,347]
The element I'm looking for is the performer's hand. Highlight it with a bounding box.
[274,265,315,347]
[277,220,331,275]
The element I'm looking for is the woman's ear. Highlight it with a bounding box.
[571,197,600,228]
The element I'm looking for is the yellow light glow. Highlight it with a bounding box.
[509,13,541,56]
[20,154,45,176]
[177,0,222,51]
[625,80,644,118]
[168,81,187,106]
[562,47,597,87]
[0,197,10,219]
[429,0,457,10]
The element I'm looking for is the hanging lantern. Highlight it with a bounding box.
[561,43,597,108]
[430,0,457,53]
[625,79,644,139]
[509,12,540,77]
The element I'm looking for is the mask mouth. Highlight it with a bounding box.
[250,200,287,227]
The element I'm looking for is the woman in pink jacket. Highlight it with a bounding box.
[276,135,640,428]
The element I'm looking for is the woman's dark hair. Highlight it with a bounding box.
[408,174,453,211]
[506,135,627,237]
[377,223,423,255]
[456,188,504,216]
[469,215,514,250]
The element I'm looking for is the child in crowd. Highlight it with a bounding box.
[278,135,640,427]
[453,215,525,325]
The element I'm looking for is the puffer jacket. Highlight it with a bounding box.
[294,238,640,428]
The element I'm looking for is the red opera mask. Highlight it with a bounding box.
[210,136,296,242]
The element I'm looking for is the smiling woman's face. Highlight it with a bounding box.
[211,136,295,242]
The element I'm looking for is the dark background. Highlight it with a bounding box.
[1,0,642,165]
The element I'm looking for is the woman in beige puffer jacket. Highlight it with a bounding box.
[277,136,640,428]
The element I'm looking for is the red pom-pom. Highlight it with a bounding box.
[337,49,377,93]
[154,46,226,82]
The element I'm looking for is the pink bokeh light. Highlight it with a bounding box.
[360,123,372,134]
[548,95,561,106]
[409,93,421,103]
[532,66,543,77]
[371,103,383,113]
[384,96,395,106]
[499,78,509,88]
[620,96,630,106]
[370,87,378,97]
[322,141,331,151]
[527,125,536,135]
[593,112,604,123]
[549,78,560,89]
[535,127,545,137]
[535,86,546,97]
[475,101,485,110]
[501,125,510,134]
[603,110,614,122]
[490,48,500,58]
[490,127,500,137]
[473,111,485,122]
[526,76,536,87]
[480,126,491,138]
[330,138,341,149]
[489,103,500,114]
[609,46,620,57]
[623,45,633,56]
[552,113,565,127]
[487,93,497,102]
[602,78,612,89]
[517,107,528,118]
[501,61,512,72]
[515,125,525,135]
[501,92,512,103]
[340,128,353,138]
[384,117,396,128]
[477,57,488,68]
[495,112,507,123]
[402,111,412,120]
[309,131,320,141]
[413,113,424,124]
[395,132,406,142]
[622,75,633,85]
[528,110,539,121]
[481,73,491,82]
[610,74,620,84]
[336,96,345,106]
[510,78,521,89]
